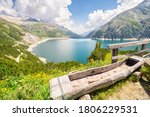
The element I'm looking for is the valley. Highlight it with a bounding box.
[0,0,150,100]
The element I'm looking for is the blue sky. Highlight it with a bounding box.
[68,0,118,24]
[12,0,118,25]
[12,0,16,8]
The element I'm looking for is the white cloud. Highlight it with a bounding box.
[0,0,16,15]
[86,0,144,33]
[55,0,144,34]
[15,0,72,23]
[0,0,144,34]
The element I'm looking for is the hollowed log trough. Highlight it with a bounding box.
[50,56,144,100]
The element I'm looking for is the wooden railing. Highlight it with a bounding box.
[108,39,150,63]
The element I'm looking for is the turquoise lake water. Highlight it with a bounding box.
[32,38,143,64]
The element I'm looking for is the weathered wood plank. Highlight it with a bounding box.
[50,76,73,100]
[69,60,125,81]
[129,56,144,62]
[112,48,150,60]
[59,76,74,100]
[143,53,150,58]
[108,39,150,49]
[68,58,145,100]
[50,78,62,100]
[112,55,128,60]
[50,56,145,100]
[144,58,150,66]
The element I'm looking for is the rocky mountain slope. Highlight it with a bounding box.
[22,23,80,38]
[87,0,150,39]
[0,15,80,38]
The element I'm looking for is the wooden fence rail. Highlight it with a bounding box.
[108,39,150,63]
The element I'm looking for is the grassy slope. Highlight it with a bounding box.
[0,54,112,100]
[0,17,111,99]
[0,17,149,100]
[22,23,80,38]
[22,23,66,38]
[0,18,48,99]
[0,18,23,57]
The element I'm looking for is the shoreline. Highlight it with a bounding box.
[28,37,144,53]
[27,37,149,63]
[27,37,70,52]
[27,38,50,52]
[27,37,69,63]
[94,38,150,41]
[93,38,139,41]
[27,38,50,63]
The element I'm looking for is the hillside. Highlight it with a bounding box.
[0,17,24,58]
[87,0,150,39]
[22,23,80,38]
[0,18,40,64]
[0,17,85,100]
[0,6,149,100]
[0,17,149,100]
[0,15,80,38]
[0,17,83,99]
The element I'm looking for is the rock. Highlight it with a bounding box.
[133,72,142,78]
[79,94,91,100]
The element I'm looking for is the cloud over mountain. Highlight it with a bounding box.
[15,0,72,24]
[0,0,144,34]
[86,0,144,31]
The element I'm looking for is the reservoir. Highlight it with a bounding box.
[32,38,140,64]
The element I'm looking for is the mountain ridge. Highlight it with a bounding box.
[87,0,150,39]
[0,15,80,38]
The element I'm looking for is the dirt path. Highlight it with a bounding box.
[16,52,23,63]
[106,81,150,100]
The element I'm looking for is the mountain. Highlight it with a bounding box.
[59,26,80,38]
[81,31,90,37]
[0,17,82,100]
[0,15,80,64]
[25,17,40,22]
[87,0,150,39]
[0,15,80,38]
[22,23,80,38]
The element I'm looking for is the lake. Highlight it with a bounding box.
[32,38,141,64]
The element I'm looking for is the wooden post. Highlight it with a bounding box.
[112,48,118,63]
[141,44,146,50]
[108,39,150,63]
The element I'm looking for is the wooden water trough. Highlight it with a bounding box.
[50,56,145,100]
